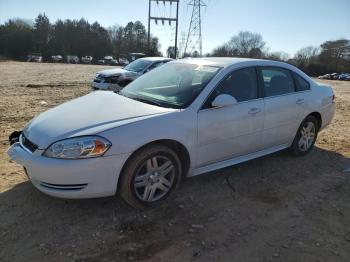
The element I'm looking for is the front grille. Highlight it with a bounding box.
[93,79,101,83]
[21,134,38,153]
[39,182,87,191]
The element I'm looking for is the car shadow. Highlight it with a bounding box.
[0,146,349,261]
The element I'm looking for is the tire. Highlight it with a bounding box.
[289,115,319,156]
[119,144,182,209]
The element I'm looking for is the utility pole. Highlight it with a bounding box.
[147,0,180,58]
[184,0,206,57]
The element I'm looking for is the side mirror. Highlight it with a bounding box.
[211,94,238,108]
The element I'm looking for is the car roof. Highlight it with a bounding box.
[172,57,312,80]
[174,57,288,68]
[139,57,173,62]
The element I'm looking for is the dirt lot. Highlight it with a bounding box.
[0,61,349,262]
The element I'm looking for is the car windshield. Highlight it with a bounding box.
[120,63,221,109]
[124,59,152,72]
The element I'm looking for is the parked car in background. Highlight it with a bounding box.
[118,57,129,66]
[8,58,335,208]
[330,73,340,80]
[103,56,113,63]
[128,53,146,62]
[97,59,105,65]
[66,55,79,64]
[91,57,173,91]
[108,59,119,66]
[51,55,63,63]
[27,54,42,62]
[338,73,349,80]
[318,74,331,79]
[318,72,350,81]
[81,56,93,64]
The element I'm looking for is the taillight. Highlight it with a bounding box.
[332,94,336,102]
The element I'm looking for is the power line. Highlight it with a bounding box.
[147,0,180,58]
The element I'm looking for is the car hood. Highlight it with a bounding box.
[98,68,137,77]
[23,91,175,149]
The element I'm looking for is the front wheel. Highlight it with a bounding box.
[119,144,182,208]
[289,115,319,156]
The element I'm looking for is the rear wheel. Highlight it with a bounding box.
[119,144,182,209]
[289,115,319,156]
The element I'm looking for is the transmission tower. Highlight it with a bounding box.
[147,0,180,58]
[184,0,206,57]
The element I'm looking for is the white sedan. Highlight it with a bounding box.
[7,58,335,208]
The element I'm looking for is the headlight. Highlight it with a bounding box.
[43,136,111,159]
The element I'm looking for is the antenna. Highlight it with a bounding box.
[184,0,206,57]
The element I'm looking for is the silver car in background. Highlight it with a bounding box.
[91,57,173,91]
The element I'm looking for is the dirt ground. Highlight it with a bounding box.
[0,61,349,262]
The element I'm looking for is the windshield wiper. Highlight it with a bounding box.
[132,97,162,107]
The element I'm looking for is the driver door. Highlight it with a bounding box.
[196,67,264,167]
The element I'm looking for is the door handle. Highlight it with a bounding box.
[296,98,305,105]
[248,108,261,115]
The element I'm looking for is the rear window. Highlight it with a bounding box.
[260,67,295,97]
[294,73,310,91]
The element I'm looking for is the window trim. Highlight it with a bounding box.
[257,66,297,98]
[199,66,262,111]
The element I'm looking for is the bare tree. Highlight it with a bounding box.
[293,46,320,68]
[266,51,290,61]
[108,25,124,60]
[211,44,231,57]
[227,31,266,58]
[319,39,350,71]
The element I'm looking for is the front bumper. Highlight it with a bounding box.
[7,142,130,199]
[91,81,122,91]
[91,81,110,90]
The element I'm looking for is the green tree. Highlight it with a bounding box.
[34,13,51,58]
[0,19,34,59]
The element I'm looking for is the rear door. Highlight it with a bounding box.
[259,67,306,148]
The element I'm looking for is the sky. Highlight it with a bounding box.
[0,0,349,57]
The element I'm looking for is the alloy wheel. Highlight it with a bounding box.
[133,155,175,202]
[298,121,316,152]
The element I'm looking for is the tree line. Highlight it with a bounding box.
[211,31,350,76]
[1,14,349,76]
[0,13,161,62]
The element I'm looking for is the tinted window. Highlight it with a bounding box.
[213,67,258,102]
[294,73,310,91]
[261,68,295,97]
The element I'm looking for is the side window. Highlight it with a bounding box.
[294,73,310,91]
[260,68,295,97]
[213,67,258,103]
[149,61,164,71]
